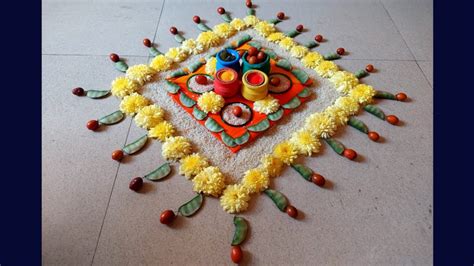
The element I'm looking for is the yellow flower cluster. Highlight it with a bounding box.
[134,105,164,129]
[279,37,297,51]
[197,91,225,113]
[290,45,309,59]
[192,166,226,197]
[197,31,221,50]
[315,60,338,78]
[205,57,217,75]
[301,52,323,68]
[119,93,149,115]
[125,64,155,85]
[162,136,192,161]
[230,18,247,31]
[149,55,172,72]
[254,21,275,37]
[289,129,321,156]
[325,105,350,126]
[273,141,298,165]
[244,15,260,26]
[181,39,204,55]
[267,32,286,43]
[304,112,337,139]
[259,154,284,178]
[165,47,188,63]
[148,121,175,141]
[242,168,270,193]
[179,153,209,179]
[349,84,376,104]
[329,71,359,94]
[213,23,237,38]
[111,76,139,98]
[253,95,280,114]
[334,96,360,115]
[220,184,250,213]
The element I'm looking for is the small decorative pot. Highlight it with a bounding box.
[215,49,241,73]
[241,51,271,75]
[214,68,241,98]
[241,70,269,101]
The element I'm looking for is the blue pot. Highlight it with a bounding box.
[215,49,241,73]
[241,51,270,75]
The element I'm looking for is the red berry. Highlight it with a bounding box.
[314,34,323,42]
[386,115,399,125]
[257,51,266,62]
[343,149,357,160]
[109,53,119,62]
[86,120,99,131]
[231,246,243,264]
[311,173,326,187]
[368,131,380,142]
[246,0,252,8]
[169,26,178,35]
[112,150,124,161]
[143,38,151,47]
[160,210,176,225]
[285,205,298,218]
[336,47,345,55]
[195,75,208,85]
[232,106,243,117]
[277,12,285,20]
[296,24,304,32]
[193,15,201,24]
[129,177,143,192]
[72,87,84,96]
[217,7,225,14]
[365,64,374,72]
[248,56,257,65]
[247,46,258,56]
[270,77,280,86]
[396,93,407,101]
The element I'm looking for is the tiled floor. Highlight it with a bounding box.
[42,0,433,265]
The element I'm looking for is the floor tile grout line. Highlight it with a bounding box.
[152,0,166,45]
[90,118,134,266]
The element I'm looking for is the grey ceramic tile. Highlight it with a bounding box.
[381,0,433,61]
[42,55,145,265]
[42,1,163,56]
[418,60,432,87]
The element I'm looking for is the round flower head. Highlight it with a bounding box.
[334,96,360,115]
[279,37,296,51]
[349,84,376,104]
[125,64,155,85]
[220,184,251,213]
[329,71,359,94]
[148,121,175,141]
[254,21,275,37]
[181,39,204,55]
[179,153,209,179]
[273,141,298,165]
[325,105,350,126]
[253,95,280,114]
[197,91,225,114]
[301,52,323,68]
[192,166,226,197]
[260,154,284,178]
[111,76,139,98]
[304,112,337,139]
[315,60,338,78]
[197,31,221,50]
[134,104,164,129]
[290,45,309,59]
[119,93,149,115]
[162,136,192,161]
[244,15,260,26]
[149,55,172,72]
[205,57,217,76]
[165,47,188,63]
[213,23,237,38]
[290,129,321,156]
[267,32,286,43]
[230,18,247,31]
[241,168,270,193]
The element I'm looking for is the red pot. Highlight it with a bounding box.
[214,68,241,98]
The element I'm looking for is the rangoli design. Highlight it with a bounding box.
[74,2,408,264]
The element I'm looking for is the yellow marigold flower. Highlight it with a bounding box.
[242,168,270,193]
[165,47,188,63]
[220,184,250,213]
[315,60,338,78]
[162,136,192,161]
[334,96,360,115]
[111,76,139,98]
[125,64,155,85]
[260,154,284,178]
[279,37,296,51]
[244,15,260,26]
[349,84,376,104]
[205,57,217,76]
[301,52,323,68]
[230,18,247,31]
[267,32,286,43]
[134,105,164,129]
[254,21,275,37]
[273,141,298,165]
[304,112,337,138]
[329,71,359,94]
[181,39,204,55]
[148,121,175,141]
[325,105,349,126]
[197,31,221,50]
[197,91,225,113]
[253,95,280,114]
[213,23,236,38]
[290,45,309,59]
[119,93,149,115]
[192,166,226,197]
[179,153,209,179]
[149,55,172,72]
[289,129,321,156]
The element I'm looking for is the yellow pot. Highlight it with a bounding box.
[241,70,269,102]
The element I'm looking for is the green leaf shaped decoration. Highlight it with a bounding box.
[348,117,369,134]
[193,106,207,120]
[232,216,249,246]
[234,131,250,145]
[248,41,262,50]
[247,8,255,16]
[169,69,188,78]
[114,61,128,72]
[264,189,288,212]
[305,40,319,49]
[149,47,162,57]
[122,135,148,155]
[355,69,368,79]
[282,97,301,109]
[291,69,310,84]
[276,59,292,71]
[197,23,212,32]
[324,53,341,61]
[205,117,224,132]
[264,49,277,59]
[221,13,232,23]
[174,34,185,44]
[178,193,204,217]
[221,131,237,147]
[98,110,124,125]
[236,34,252,47]
[374,90,396,100]
[364,104,386,120]
[188,60,204,73]
[268,108,284,121]
[165,81,180,94]
[267,18,281,24]
[179,92,196,108]
[324,138,345,155]
[291,164,313,181]
[86,90,110,99]
[297,87,311,98]
[247,118,270,132]
[144,163,171,181]
[285,30,300,38]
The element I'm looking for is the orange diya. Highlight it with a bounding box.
[214,68,240,98]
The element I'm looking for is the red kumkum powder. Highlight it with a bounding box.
[247,72,264,86]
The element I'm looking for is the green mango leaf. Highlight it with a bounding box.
[282,97,301,109]
[324,138,345,155]
[348,117,369,134]
[374,90,396,100]
[268,108,284,121]
[165,81,180,94]
[179,92,196,108]
[324,53,341,61]
[248,41,262,50]
[149,47,162,57]
[297,88,311,98]
[178,193,204,217]
[236,34,252,47]
[193,107,207,120]
[123,135,148,155]
[247,8,255,16]
[221,131,237,147]
[291,164,313,181]
[276,59,291,71]
[291,69,310,84]
[188,60,205,73]
[144,163,171,181]
[264,189,288,212]
[232,216,249,246]
[364,104,386,120]
[197,23,212,32]
[98,110,124,125]
[221,13,232,23]
[114,61,128,72]
[304,40,319,49]
[264,48,277,59]
[169,69,188,78]
[205,117,224,132]
[233,131,250,146]
[247,118,270,132]
[86,90,110,99]
[174,34,185,44]
[285,30,300,38]
[267,18,281,24]
[355,69,368,79]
